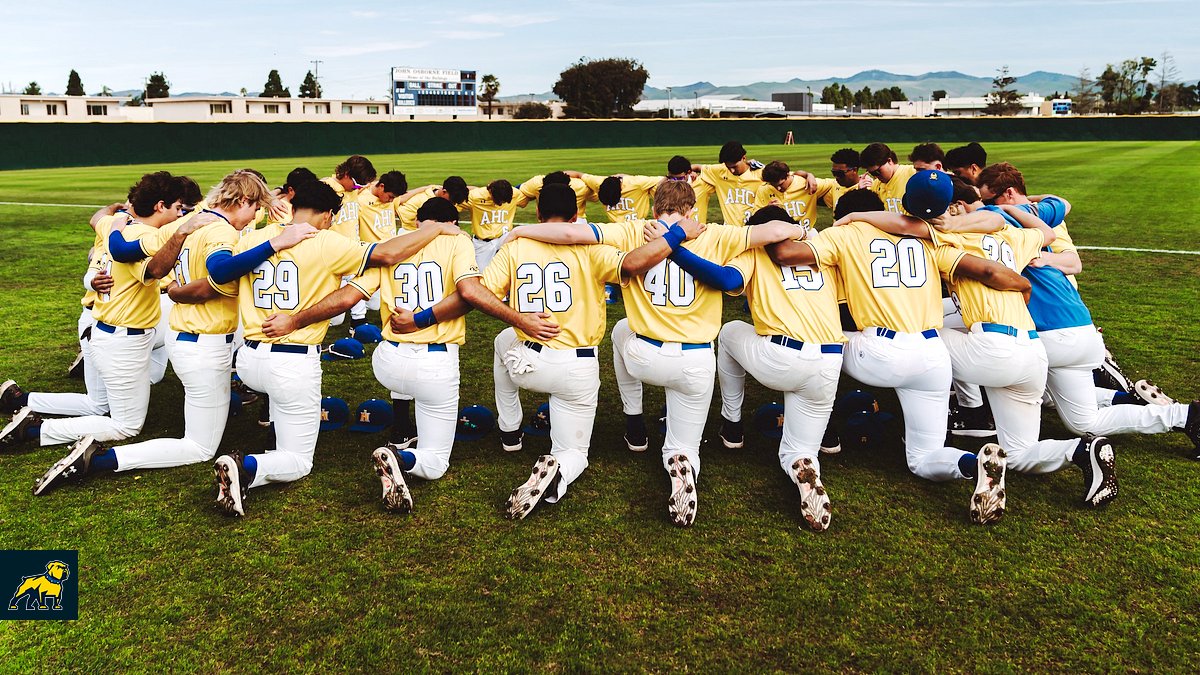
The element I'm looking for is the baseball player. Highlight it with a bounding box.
[2,172,206,453]
[518,171,594,222]
[29,171,320,494]
[568,171,661,222]
[909,143,946,172]
[859,143,918,214]
[754,161,834,229]
[767,176,1033,525]
[835,177,1119,508]
[396,176,469,231]
[209,180,461,517]
[944,143,988,185]
[691,141,766,225]
[824,148,863,212]
[322,157,373,328]
[459,179,530,271]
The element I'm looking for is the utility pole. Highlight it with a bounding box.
[666,87,673,119]
[311,59,323,94]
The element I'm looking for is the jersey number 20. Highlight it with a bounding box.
[869,239,928,289]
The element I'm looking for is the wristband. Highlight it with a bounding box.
[414,308,437,330]
[662,224,687,251]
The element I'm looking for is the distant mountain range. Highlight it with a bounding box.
[500,70,1085,103]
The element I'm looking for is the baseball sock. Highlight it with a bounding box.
[1070,438,1090,469]
[25,423,41,443]
[12,391,29,408]
[625,413,647,440]
[390,399,414,441]
[89,448,117,474]
[243,455,258,482]
[1111,391,1138,406]
[958,453,978,479]
[398,450,416,471]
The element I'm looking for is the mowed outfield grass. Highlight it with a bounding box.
[0,141,1198,672]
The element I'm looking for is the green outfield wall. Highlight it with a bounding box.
[0,116,1195,170]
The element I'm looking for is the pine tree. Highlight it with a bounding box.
[23,81,41,95]
[66,70,84,96]
[262,70,290,98]
[984,66,1023,116]
[145,72,170,99]
[299,71,322,98]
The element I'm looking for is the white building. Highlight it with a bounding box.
[634,94,785,117]
[0,94,140,120]
[892,95,1048,118]
[148,96,390,121]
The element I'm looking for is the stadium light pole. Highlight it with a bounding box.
[666,86,672,119]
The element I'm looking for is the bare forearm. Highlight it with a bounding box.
[935,210,1003,234]
[1040,251,1082,275]
[509,223,596,245]
[766,240,815,266]
[460,282,520,325]
[621,239,673,276]
[146,233,186,280]
[369,228,441,266]
[168,279,222,304]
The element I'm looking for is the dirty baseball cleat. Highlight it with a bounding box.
[666,454,697,527]
[1133,380,1174,407]
[0,380,26,415]
[1094,353,1134,395]
[1178,402,1200,460]
[387,435,418,452]
[1077,435,1118,507]
[372,447,414,513]
[214,454,249,517]
[718,416,744,449]
[33,435,101,496]
[819,426,841,454]
[949,404,997,438]
[792,457,831,532]
[505,454,559,520]
[67,351,85,379]
[969,444,1007,525]
[0,406,41,449]
[499,429,524,453]
[624,413,648,452]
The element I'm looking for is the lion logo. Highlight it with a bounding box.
[8,560,70,611]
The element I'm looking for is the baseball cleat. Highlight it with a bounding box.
[718,417,744,449]
[949,405,997,438]
[624,434,648,452]
[1078,436,1118,507]
[230,378,259,406]
[0,380,26,415]
[792,457,831,532]
[33,435,102,496]
[257,395,271,427]
[666,454,697,527]
[1133,380,1174,407]
[1179,401,1200,459]
[504,454,558,520]
[969,444,1007,525]
[499,429,523,453]
[819,426,841,454]
[214,454,249,517]
[372,447,414,513]
[387,435,418,451]
[0,406,40,449]
[624,414,648,452]
[67,352,85,379]
[1093,353,1134,394]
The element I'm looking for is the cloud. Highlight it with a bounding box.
[461,12,555,27]
[434,30,502,40]
[350,10,381,18]
[308,41,432,58]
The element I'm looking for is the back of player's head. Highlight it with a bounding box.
[833,189,886,220]
[416,196,459,223]
[976,162,1026,196]
[908,142,945,164]
[667,155,692,176]
[128,171,182,217]
[761,161,790,185]
[536,183,577,222]
[238,168,268,183]
[442,175,469,204]
[950,176,981,205]
[284,167,318,191]
[487,179,513,206]
[653,179,697,217]
[945,142,987,170]
[174,175,203,208]
[718,141,746,165]
[378,170,408,196]
[290,179,342,216]
[830,148,860,167]
[747,205,797,226]
[543,171,571,187]
[859,143,896,168]
[598,176,623,207]
[335,155,376,185]
[206,170,273,211]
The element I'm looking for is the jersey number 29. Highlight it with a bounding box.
[251,261,300,310]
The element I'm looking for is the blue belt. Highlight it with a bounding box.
[875,327,938,340]
[636,334,711,350]
[176,332,234,343]
[387,340,447,352]
[524,341,597,358]
[769,335,844,354]
[95,321,147,336]
[981,323,1039,339]
[243,339,312,354]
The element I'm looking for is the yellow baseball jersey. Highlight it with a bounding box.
[396,187,440,232]
[357,191,402,243]
[753,177,835,229]
[236,225,373,345]
[598,220,751,343]
[822,181,854,211]
[90,221,165,330]
[804,220,964,333]
[936,226,1044,331]
[169,221,241,334]
[580,173,660,222]
[349,234,480,345]
[321,175,346,196]
[869,164,918,215]
[725,234,845,345]
[481,238,625,350]
[81,215,115,309]
[518,176,593,219]
[327,183,362,241]
[460,186,530,240]
[696,164,764,226]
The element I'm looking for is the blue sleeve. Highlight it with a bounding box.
[1032,197,1066,227]
[669,246,744,292]
[107,229,148,262]
[206,240,276,284]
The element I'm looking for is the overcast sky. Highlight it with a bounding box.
[2,0,1196,99]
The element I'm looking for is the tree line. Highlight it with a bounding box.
[21,69,325,104]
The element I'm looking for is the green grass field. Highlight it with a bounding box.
[1,142,1199,672]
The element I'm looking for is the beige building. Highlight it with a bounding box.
[0,94,142,120]
[148,96,391,121]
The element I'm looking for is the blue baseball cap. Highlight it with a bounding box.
[902,169,954,219]
[523,402,551,437]
[320,396,350,431]
[456,405,495,441]
[835,390,879,417]
[321,337,366,361]
[352,323,383,344]
[753,402,785,440]
[349,398,393,433]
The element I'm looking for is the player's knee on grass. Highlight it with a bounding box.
[410,452,450,481]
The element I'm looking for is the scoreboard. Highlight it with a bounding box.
[391,67,478,117]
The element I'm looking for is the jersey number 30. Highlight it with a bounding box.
[252,261,300,310]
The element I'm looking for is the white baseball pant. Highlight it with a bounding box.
[841,328,967,481]
[716,320,842,476]
[329,276,354,327]
[350,290,381,322]
[611,318,715,475]
[493,327,599,502]
[29,307,108,417]
[473,237,505,274]
[235,343,322,488]
[110,334,233,470]
[39,326,155,445]
[1042,325,1190,436]
[941,326,1079,473]
[373,341,460,480]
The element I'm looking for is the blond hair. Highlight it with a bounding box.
[205,170,272,211]
[653,179,696,217]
